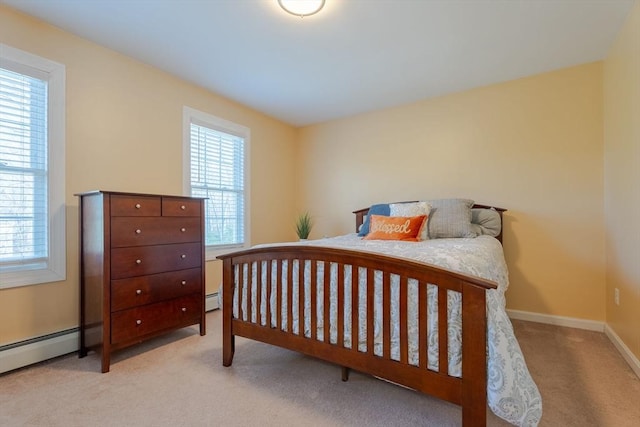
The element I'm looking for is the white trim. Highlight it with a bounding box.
[508,309,640,378]
[0,43,66,288]
[0,295,220,374]
[604,325,640,379]
[507,309,605,332]
[3,308,636,380]
[0,294,220,374]
[0,330,78,374]
[206,292,220,311]
[182,106,251,262]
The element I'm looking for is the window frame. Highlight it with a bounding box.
[0,44,66,289]
[182,106,250,261]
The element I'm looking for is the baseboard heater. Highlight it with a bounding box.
[205,291,219,311]
[1,292,220,375]
[0,328,79,375]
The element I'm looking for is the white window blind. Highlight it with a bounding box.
[0,44,65,288]
[190,121,245,248]
[0,67,48,271]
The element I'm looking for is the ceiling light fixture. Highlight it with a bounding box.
[278,0,325,17]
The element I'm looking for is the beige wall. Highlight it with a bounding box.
[297,62,605,322]
[2,2,636,365]
[0,6,297,345]
[604,1,640,360]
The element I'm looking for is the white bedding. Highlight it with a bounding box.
[231,234,542,426]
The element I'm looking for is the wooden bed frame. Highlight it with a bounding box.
[218,204,505,427]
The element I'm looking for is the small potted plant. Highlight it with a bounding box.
[295,211,313,240]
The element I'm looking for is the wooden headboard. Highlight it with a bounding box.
[352,203,507,244]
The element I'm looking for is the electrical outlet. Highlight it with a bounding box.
[614,288,620,306]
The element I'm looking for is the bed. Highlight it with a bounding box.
[218,199,542,426]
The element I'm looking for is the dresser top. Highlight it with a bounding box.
[74,190,206,199]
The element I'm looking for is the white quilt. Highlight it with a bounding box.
[232,234,542,426]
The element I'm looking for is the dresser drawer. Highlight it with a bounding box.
[111,294,201,345]
[111,268,202,312]
[111,217,201,247]
[162,197,202,217]
[111,195,161,217]
[111,242,202,279]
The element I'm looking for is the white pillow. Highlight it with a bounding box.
[389,201,432,240]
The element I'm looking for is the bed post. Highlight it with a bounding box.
[352,207,368,232]
[461,282,489,426]
[341,366,350,381]
[222,257,235,367]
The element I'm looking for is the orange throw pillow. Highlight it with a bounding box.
[363,215,428,241]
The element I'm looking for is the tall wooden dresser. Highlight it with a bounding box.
[77,190,206,372]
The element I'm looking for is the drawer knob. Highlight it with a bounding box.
[180,227,186,232]
[180,205,186,210]
[180,254,186,259]
[136,259,142,264]
[181,280,186,285]
[181,307,187,312]
[136,289,142,295]
[135,229,141,234]
[135,203,141,209]
[136,320,142,325]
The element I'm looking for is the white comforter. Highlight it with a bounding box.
[234,234,542,426]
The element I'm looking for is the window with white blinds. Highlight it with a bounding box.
[183,107,249,258]
[0,44,65,288]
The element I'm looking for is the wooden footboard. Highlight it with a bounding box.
[218,245,497,427]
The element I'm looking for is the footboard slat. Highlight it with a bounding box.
[219,246,496,427]
[400,275,409,364]
[382,272,391,360]
[337,263,345,348]
[352,266,359,352]
[324,261,331,343]
[256,261,263,326]
[366,268,375,355]
[238,263,245,322]
[247,262,253,324]
[311,260,318,340]
[418,280,428,369]
[438,286,448,375]
[275,260,282,331]
[298,260,304,335]
[266,260,272,327]
[287,258,293,332]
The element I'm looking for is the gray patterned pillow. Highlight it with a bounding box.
[426,198,477,238]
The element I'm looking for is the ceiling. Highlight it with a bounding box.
[1,0,634,127]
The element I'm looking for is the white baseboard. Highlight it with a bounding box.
[508,309,640,378]
[0,329,78,375]
[507,309,605,332]
[206,292,219,311]
[4,305,635,379]
[604,325,640,379]
[2,293,219,375]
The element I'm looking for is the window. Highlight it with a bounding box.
[183,107,249,260]
[0,44,65,289]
